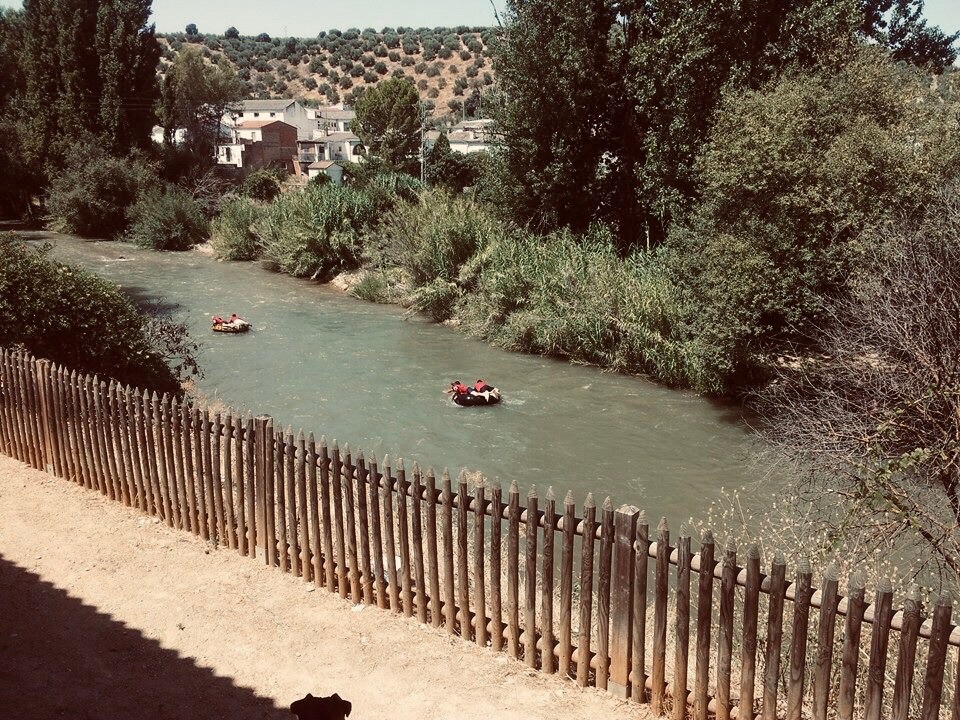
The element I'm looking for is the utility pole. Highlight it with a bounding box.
[420,101,427,185]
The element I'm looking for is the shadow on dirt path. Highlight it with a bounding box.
[0,554,290,719]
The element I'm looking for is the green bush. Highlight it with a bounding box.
[211,195,262,260]
[0,238,186,395]
[241,168,283,201]
[127,185,208,251]
[255,183,378,279]
[47,150,157,237]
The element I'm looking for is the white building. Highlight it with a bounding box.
[307,160,344,185]
[307,106,356,136]
[224,99,314,141]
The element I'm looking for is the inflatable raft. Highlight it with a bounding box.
[212,317,250,334]
[452,386,502,407]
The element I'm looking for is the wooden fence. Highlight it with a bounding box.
[0,348,958,719]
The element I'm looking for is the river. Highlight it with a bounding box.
[27,232,775,526]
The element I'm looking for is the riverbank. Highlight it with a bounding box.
[0,453,649,720]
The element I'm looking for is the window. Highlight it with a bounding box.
[254,112,260,117]
[270,112,276,117]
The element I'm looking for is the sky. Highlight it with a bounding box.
[0,0,956,38]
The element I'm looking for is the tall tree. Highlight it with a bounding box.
[352,77,421,174]
[0,8,25,112]
[158,46,244,160]
[860,0,959,69]
[19,0,160,168]
[494,0,956,250]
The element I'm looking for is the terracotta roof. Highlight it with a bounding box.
[308,160,340,170]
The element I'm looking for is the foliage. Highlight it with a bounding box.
[426,133,486,192]
[19,0,160,169]
[352,77,422,174]
[46,149,159,238]
[492,0,956,250]
[861,0,959,69]
[372,191,690,375]
[0,119,40,219]
[126,185,208,251]
[255,183,377,279]
[240,168,284,201]
[0,238,190,395]
[158,46,245,159]
[210,195,262,260]
[666,50,960,394]
[754,187,960,578]
[381,190,499,288]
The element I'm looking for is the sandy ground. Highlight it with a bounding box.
[0,455,650,720]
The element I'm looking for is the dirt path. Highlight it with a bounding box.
[0,455,650,720]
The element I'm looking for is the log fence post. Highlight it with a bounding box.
[609,504,640,699]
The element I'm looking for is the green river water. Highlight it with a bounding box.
[28,232,775,527]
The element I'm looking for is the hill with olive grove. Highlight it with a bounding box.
[158,26,500,120]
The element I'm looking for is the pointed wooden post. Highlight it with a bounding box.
[523,484,538,665]
[558,490,576,678]
[837,572,867,720]
[673,527,692,720]
[576,493,596,687]
[786,558,813,720]
[761,552,787,720]
[540,486,556,672]
[891,585,923,720]
[609,504,639,698]
[254,415,272,565]
[812,563,839,720]
[716,537,737,720]
[920,593,953,720]
[652,517,670,715]
[694,530,716,720]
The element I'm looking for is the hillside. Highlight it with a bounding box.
[158,27,500,121]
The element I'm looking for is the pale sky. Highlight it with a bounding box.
[0,0,957,39]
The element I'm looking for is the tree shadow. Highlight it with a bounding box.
[0,555,290,719]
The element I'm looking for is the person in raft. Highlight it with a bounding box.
[449,380,471,396]
[212,315,224,326]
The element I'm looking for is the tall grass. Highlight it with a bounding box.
[256,183,377,279]
[211,195,262,260]
[374,192,695,384]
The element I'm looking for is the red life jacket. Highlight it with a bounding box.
[474,380,489,392]
[454,382,469,394]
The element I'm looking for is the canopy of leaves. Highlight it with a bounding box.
[19,0,160,169]
[159,46,245,159]
[754,186,960,577]
[667,50,960,394]
[353,77,421,174]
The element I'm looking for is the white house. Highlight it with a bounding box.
[448,119,497,154]
[316,107,355,135]
[307,160,344,185]
[323,131,364,163]
[224,99,314,141]
[424,119,498,155]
